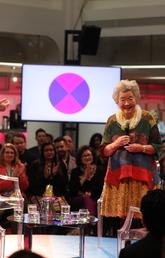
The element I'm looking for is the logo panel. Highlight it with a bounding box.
[49,73,90,114]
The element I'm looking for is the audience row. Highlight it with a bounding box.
[0,129,107,229]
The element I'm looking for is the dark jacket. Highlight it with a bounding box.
[69,165,104,200]
[119,233,163,258]
[26,159,69,200]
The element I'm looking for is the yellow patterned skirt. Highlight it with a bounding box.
[101,178,149,218]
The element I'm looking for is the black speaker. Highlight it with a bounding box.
[80,25,101,55]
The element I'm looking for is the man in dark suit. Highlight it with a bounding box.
[27,128,47,163]
[12,132,30,164]
[119,189,165,258]
[53,136,77,202]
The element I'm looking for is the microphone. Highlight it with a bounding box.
[125,120,130,135]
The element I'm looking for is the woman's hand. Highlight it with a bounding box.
[125,144,155,155]
[115,135,130,147]
[85,191,91,196]
[80,164,96,185]
[85,164,96,180]
[104,135,130,157]
[13,164,22,177]
[104,135,130,156]
[52,163,59,176]
[125,143,143,153]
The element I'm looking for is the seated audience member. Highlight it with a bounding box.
[0,143,29,228]
[27,128,47,163]
[0,143,29,195]
[12,133,30,164]
[46,133,54,143]
[63,135,76,156]
[158,140,165,186]
[159,154,165,188]
[54,136,77,182]
[69,145,105,216]
[89,132,107,168]
[119,189,165,258]
[8,249,44,258]
[89,133,102,152]
[4,131,15,144]
[27,143,70,202]
[160,139,165,156]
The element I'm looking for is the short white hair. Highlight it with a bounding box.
[112,79,140,104]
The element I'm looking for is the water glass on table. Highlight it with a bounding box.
[71,211,80,224]
[28,204,40,223]
[14,206,24,221]
[79,209,90,223]
[40,197,56,220]
[61,204,70,223]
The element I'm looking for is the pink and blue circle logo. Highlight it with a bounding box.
[49,73,90,114]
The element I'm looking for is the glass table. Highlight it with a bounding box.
[8,214,98,258]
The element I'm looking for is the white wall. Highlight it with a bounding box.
[0,1,64,62]
[27,121,105,148]
[26,121,61,148]
[79,123,105,147]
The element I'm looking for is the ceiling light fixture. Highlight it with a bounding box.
[117,65,165,69]
[0,62,22,67]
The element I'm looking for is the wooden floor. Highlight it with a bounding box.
[5,235,117,258]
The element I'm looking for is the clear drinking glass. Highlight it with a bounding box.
[61,205,70,222]
[28,204,37,214]
[14,205,24,221]
[40,197,56,220]
[71,211,79,224]
[79,209,90,223]
[28,204,39,223]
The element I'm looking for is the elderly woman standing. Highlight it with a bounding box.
[100,80,161,231]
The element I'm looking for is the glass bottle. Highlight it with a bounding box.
[13,178,24,221]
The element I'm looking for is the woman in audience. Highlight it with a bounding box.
[69,145,104,216]
[89,133,102,152]
[0,143,29,229]
[0,143,29,195]
[27,142,69,202]
[89,133,103,163]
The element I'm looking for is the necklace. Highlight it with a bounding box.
[7,166,14,177]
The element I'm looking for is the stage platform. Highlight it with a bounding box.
[4,235,117,258]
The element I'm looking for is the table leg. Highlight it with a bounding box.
[24,225,33,250]
[17,222,23,249]
[79,225,85,258]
